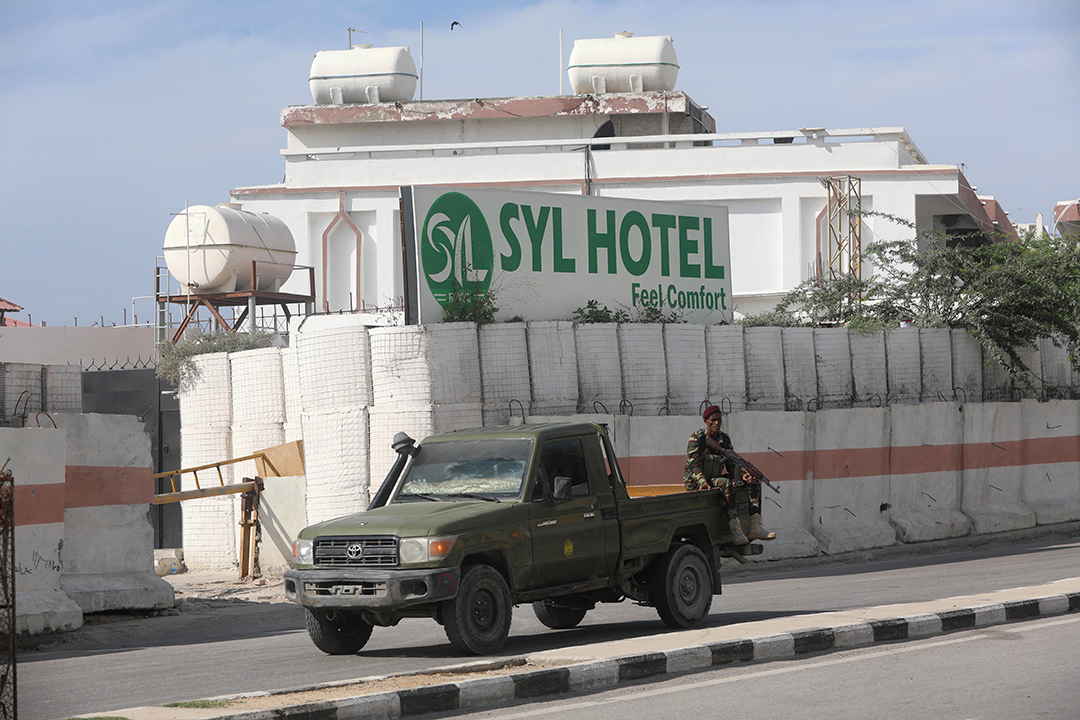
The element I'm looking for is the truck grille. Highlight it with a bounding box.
[314,536,398,567]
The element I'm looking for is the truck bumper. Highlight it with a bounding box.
[284,566,461,609]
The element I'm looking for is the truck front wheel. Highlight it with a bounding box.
[443,564,512,654]
[650,544,713,629]
[532,600,588,629]
[305,608,374,655]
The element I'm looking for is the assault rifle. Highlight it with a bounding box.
[702,436,781,494]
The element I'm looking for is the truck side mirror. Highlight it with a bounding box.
[552,476,572,502]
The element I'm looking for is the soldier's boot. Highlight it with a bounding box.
[729,516,749,545]
[747,513,776,541]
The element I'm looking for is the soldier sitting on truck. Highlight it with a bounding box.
[684,405,776,545]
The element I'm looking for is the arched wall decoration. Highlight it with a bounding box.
[320,191,364,312]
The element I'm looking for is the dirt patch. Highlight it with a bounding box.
[205,659,568,711]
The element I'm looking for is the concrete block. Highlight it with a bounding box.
[728,411,816,557]
[888,403,972,543]
[568,659,620,692]
[15,589,83,635]
[665,646,712,673]
[961,403,1036,534]
[706,325,748,411]
[457,675,515,709]
[752,633,794,660]
[60,571,175,613]
[833,623,874,648]
[259,475,306,573]
[811,408,897,554]
[905,613,942,638]
[1019,399,1080,525]
[1039,594,1071,616]
[973,604,1006,626]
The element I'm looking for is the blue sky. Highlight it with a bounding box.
[1,0,1078,327]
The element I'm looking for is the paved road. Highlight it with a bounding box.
[449,614,1080,720]
[19,528,1080,719]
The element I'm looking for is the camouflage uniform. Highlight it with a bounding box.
[683,428,762,515]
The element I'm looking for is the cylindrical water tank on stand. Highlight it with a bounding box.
[568,32,678,95]
[309,44,418,105]
[163,204,296,294]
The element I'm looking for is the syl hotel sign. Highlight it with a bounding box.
[402,186,733,324]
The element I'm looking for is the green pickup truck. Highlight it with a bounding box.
[284,422,761,655]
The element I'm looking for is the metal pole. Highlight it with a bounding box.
[420,21,424,101]
[559,29,563,95]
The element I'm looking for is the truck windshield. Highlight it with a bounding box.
[395,439,533,502]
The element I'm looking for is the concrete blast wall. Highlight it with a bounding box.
[3,414,173,635]
[177,317,1080,570]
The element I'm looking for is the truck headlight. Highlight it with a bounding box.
[399,536,456,565]
[293,538,313,565]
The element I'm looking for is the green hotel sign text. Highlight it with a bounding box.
[409,187,733,324]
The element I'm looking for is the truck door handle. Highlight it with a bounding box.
[583,511,596,519]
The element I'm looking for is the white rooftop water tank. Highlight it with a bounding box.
[309,44,418,105]
[163,204,297,294]
[567,32,678,95]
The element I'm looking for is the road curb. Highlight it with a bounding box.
[78,586,1080,720]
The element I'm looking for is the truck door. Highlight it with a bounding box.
[528,436,608,587]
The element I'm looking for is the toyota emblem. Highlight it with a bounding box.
[346,543,364,559]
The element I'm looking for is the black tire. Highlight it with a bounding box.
[443,564,513,654]
[650,544,713,629]
[305,608,374,655]
[532,600,588,630]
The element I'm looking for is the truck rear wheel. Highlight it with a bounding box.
[443,564,513,654]
[305,608,374,654]
[532,600,588,629]
[650,544,713,629]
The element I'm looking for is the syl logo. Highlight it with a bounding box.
[421,192,494,307]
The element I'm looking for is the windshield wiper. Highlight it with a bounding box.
[445,492,501,503]
[397,492,442,502]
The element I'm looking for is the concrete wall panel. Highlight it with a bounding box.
[1039,337,1074,392]
[259,475,306,573]
[1019,399,1080,524]
[888,403,971,542]
[961,402,1035,533]
[811,407,896,553]
[728,411,818,559]
[3,427,83,634]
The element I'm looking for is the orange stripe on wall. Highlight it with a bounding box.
[620,435,1080,486]
[13,484,65,526]
[65,466,155,507]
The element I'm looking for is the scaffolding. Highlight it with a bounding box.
[819,175,863,315]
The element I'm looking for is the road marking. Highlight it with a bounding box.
[493,615,1080,719]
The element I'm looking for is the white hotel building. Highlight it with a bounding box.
[229,35,1014,320]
